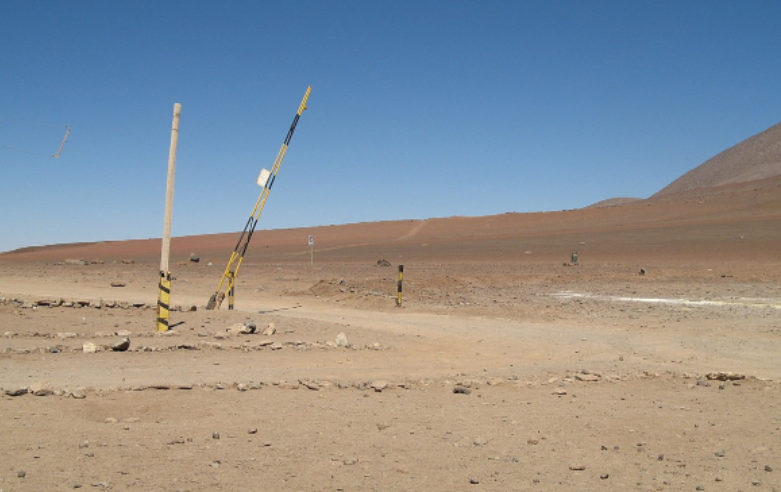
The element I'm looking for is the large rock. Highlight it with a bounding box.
[111,337,131,352]
[335,333,350,348]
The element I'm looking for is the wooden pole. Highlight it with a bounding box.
[157,103,181,331]
[160,103,181,274]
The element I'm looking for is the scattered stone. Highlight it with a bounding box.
[65,259,88,266]
[335,332,350,348]
[212,432,220,440]
[600,473,609,479]
[248,428,258,435]
[104,417,118,424]
[639,268,647,275]
[706,372,745,381]
[83,342,99,353]
[453,386,472,395]
[189,253,200,263]
[111,337,131,352]
[371,380,388,392]
[228,322,256,335]
[553,389,567,396]
[469,477,480,484]
[57,332,77,339]
[35,299,59,307]
[696,485,705,491]
[17,470,26,478]
[71,388,88,399]
[473,437,488,446]
[575,373,600,382]
[262,323,276,336]
[110,282,126,288]
[765,465,773,472]
[569,464,586,471]
[301,380,320,391]
[715,449,726,458]
[376,259,392,267]
[5,387,28,397]
[30,381,54,396]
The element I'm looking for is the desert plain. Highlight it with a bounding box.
[1,176,780,491]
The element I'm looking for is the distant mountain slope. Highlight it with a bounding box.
[654,120,781,197]
[585,197,643,209]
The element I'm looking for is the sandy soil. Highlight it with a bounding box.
[1,178,780,491]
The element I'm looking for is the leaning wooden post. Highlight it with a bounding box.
[156,103,181,331]
[396,264,404,307]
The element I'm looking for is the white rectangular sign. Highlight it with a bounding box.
[257,168,271,187]
[308,235,314,247]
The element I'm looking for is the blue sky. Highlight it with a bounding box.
[1,1,780,252]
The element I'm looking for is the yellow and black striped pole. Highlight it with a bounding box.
[396,264,404,307]
[206,86,311,310]
[156,271,171,331]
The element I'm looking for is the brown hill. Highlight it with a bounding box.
[654,120,781,197]
[3,174,780,267]
[585,197,643,208]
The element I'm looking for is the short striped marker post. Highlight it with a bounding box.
[396,264,404,307]
[156,272,171,331]
[228,272,235,310]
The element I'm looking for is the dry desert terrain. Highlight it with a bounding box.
[1,176,780,491]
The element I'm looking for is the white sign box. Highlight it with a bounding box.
[257,168,271,187]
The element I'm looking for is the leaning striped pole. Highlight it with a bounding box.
[156,103,181,331]
[396,264,404,307]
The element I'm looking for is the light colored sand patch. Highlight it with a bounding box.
[551,291,781,309]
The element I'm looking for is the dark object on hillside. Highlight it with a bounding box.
[189,253,200,263]
[376,259,391,267]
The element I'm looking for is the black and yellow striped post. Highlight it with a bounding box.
[396,264,404,307]
[228,272,235,310]
[156,271,171,331]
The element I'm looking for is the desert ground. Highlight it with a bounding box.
[1,176,780,491]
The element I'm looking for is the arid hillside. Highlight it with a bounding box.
[654,120,781,197]
[3,173,780,268]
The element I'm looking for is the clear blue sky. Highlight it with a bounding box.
[1,1,780,253]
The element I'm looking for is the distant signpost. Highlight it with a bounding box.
[308,235,314,267]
